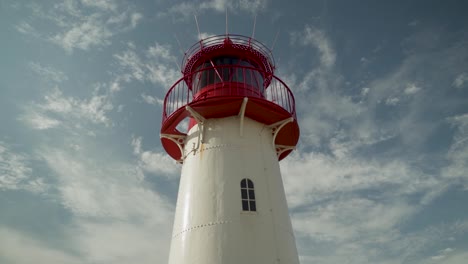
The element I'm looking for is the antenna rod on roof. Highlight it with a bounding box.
[194,14,201,41]
[225,8,228,36]
[173,57,181,70]
[271,29,280,51]
[174,34,185,56]
[251,14,257,39]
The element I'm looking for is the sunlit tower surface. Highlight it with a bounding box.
[160,34,300,264]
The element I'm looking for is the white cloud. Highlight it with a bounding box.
[114,43,180,88]
[442,113,468,186]
[159,0,269,20]
[114,49,146,82]
[78,92,114,125]
[404,83,421,94]
[21,1,144,52]
[292,198,414,242]
[453,73,467,88]
[109,80,121,93]
[139,150,179,176]
[72,220,172,264]
[15,21,40,37]
[361,87,370,96]
[50,14,113,52]
[19,111,61,130]
[146,64,180,88]
[41,146,174,220]
[0,228,81,264]
[0,143,31,190]
[20,86,114,131]
[237,0,268,12]
[141,93,163,106]
[292,25,336,69]
[131,136,179,177]
[81,0,117,11]
[0,142,46,193]
[385,97,400,105]
[293,206,468,264]
[147,42,175,61]
[31,142,175,264]
[29,62,68,83]
[281,151,436,209]
[435,251,468,264]
[130,12,143,28]
[199,32,216,40]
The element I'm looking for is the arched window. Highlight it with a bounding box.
[240,179,256,212]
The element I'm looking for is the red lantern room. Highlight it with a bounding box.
[160,34,299,162]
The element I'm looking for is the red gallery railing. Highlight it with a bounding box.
[162,65,296,125]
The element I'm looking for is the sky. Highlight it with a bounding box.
[1,0,468,263]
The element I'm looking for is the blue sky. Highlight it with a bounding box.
[1,0,468,263]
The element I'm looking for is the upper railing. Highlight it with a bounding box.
[181,35,275,78]
[163,65,295,126]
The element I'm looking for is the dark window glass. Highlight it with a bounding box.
[248,190,255,200]
[242,200,249,211]
[240,178,256,212]
[241,189,248,199]
[240,179,247,188]
[192,57,264,92]
[247,180,254,188]
[249,201,256,211]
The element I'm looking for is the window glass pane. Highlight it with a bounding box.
[241,189,248,199]
[249,201,256,211]
[242,200,249,211]
[241,179,247,188]
[222,67,230,81]
[248,190,255,200]
[234,68,243,82]
[247,179,254,189]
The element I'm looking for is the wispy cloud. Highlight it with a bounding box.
[385,96,400,105]
[29,62,68,83]
[50,14,113,52]
[0,142,46,193]
[19,111,61,130]
[442,113,468,187]
[404,83,421,94]
[114,42,179,89]
[453,72,468,88]
[283,24,468,263]
[141,94,163,106]
[131,136,179,177]
[0,228,80,264]
[19,1,143,52]
[159,0,269,21]
[32,142,175,263]
[14,21,40,37]
[281,151,437,208]
[80,0,117,11]
[292,25,336,69]
[20,86,114,131]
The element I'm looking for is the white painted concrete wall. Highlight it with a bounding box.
[168,116,299,264]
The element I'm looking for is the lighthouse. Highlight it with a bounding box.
[160,34,300,264]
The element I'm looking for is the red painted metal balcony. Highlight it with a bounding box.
[160,65,299,162]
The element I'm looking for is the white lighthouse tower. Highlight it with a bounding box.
[160,34,300,264]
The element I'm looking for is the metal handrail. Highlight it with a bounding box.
[162,65,296,125]
[182,34,275,71]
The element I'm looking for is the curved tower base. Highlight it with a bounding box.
[168,116,299,264]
